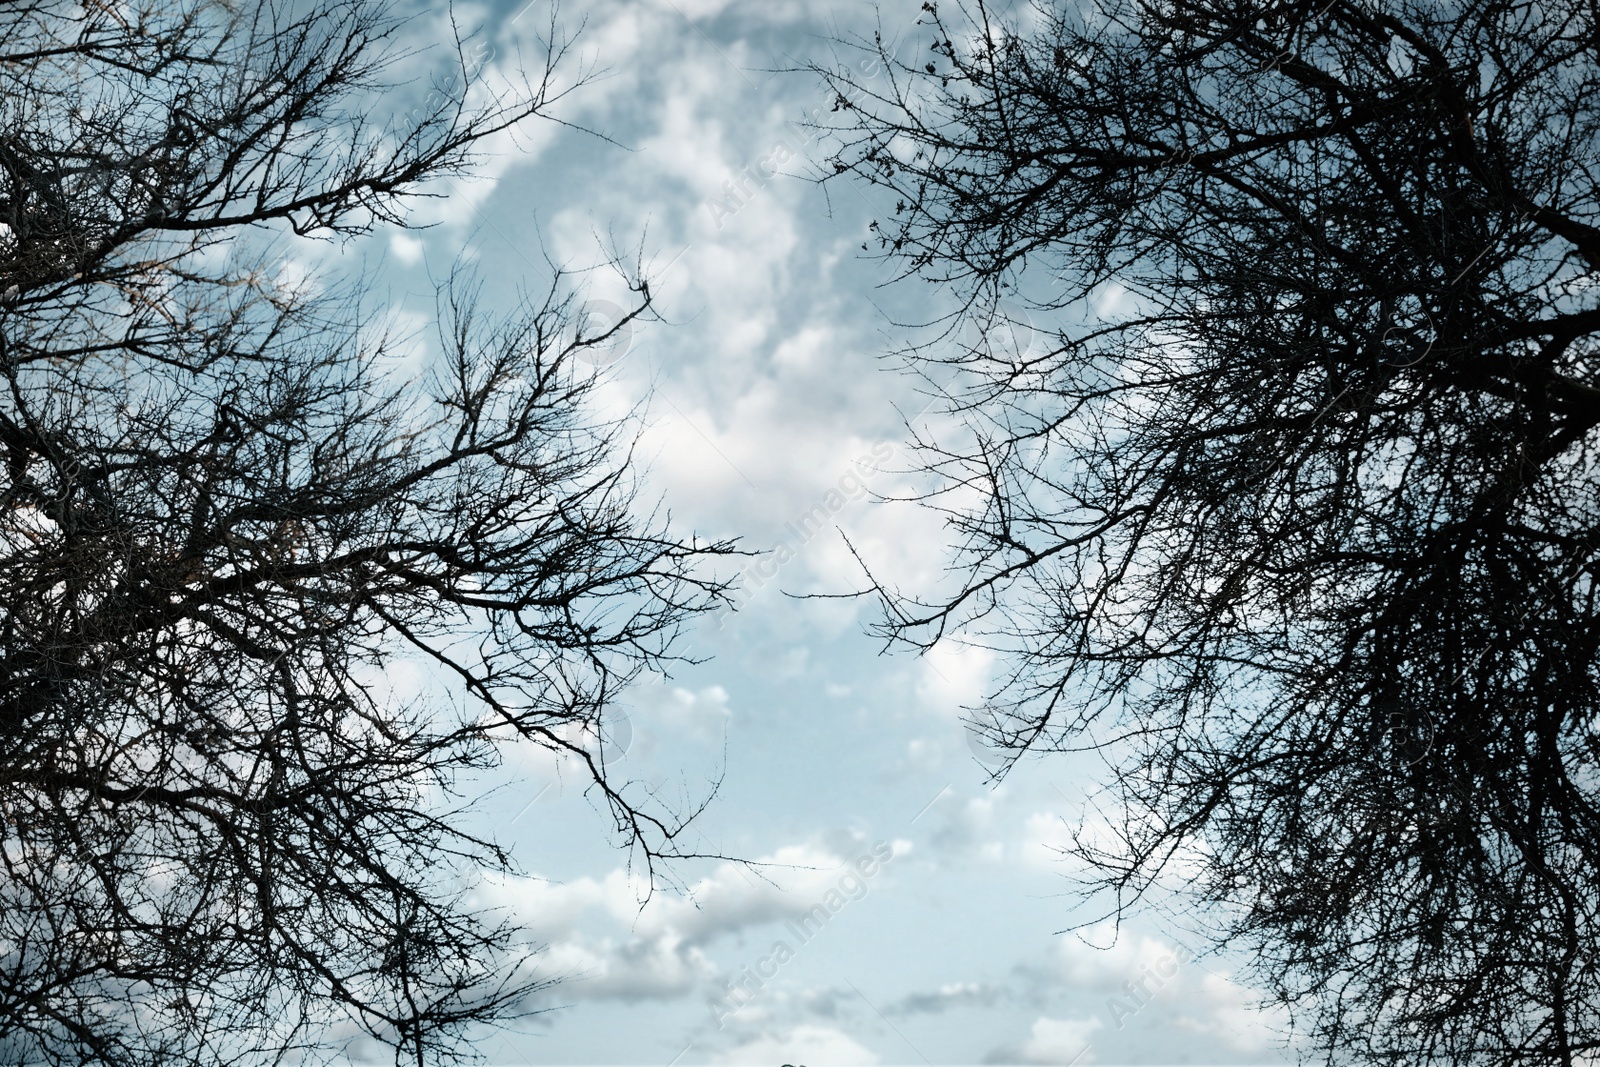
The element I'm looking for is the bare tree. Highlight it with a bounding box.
[0,1,735,1063]
[820,1,1600,1064]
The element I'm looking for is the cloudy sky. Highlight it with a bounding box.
[319,0,1301,1062]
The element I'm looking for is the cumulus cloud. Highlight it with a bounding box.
[998,926,1293,1061]
[388,231,426,266]
[473,835,900,1006]
[1171,970,1290,1055]
[709,1024,879,1066]
[985,1016,1103,1065]
[872,920,1289,1064]
[534,928,713,1001]
[886,981,1004,1016]
[925,791,1008,863]
[1013,925,1197,993]
[648,683,733,742]
[917,639,996,719]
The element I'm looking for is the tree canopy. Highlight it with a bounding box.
[0,0,733,1062]
[822,1,1600,1063]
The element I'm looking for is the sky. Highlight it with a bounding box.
[309,0,1303,1063]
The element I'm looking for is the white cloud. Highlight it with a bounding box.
[378,8,580,233]
[917,639,996,718]
[710,1024,879,1066]
[1036,924,1193,989]
[989,1015,1103,1065]
[630,681,732,745]
[1172,970,1289,1054]
[534,928,713,1001]
[474,836,898,1005]
[983,925,1292,1060]
[638,838,898,946]
[389,232,426,265]
[642,0,739,19]
[887,980,1003,1015]
[1022,810,1073,869]
[924,791,1009,863]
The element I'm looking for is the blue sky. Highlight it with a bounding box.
[309,0,1303,1062]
